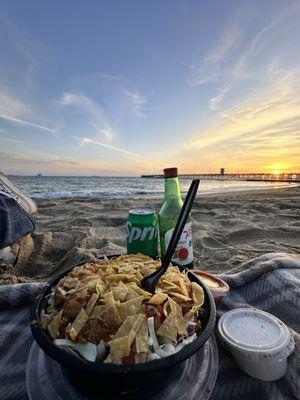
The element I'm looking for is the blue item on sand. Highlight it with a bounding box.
[0,193,36,249]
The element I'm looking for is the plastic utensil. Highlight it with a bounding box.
[141,179,200,293]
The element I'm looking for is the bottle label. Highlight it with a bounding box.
[164,222,193,266]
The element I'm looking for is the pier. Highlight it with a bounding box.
[141,173,300,183]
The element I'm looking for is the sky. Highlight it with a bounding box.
[0,0,300,176]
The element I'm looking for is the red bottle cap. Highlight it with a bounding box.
[163,167,178,178]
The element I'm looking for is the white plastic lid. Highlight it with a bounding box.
[218,308,294,361]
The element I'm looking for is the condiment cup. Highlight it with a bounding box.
[192,270,229,306]
[218,308,295,381]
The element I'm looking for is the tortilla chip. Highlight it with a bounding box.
[135,317,149,353]
[40,316,50,330]
[105,274,136,285]
[148,293,168,305]
[163,298,171,317]
[96,279,105,295]
[112,287,128,301]
[191,282,204,306]
[135,352,147,363]
[167,292,191,303]
[169,298,187,336]
[113,316,136,339]
[130,286,152,299]
[178,279,190,297]
[184,305,201,320]
[136,269,143,281]
[128,314,145,343]
[69,308,88,341]
[156,312,177,342]
[80,305,120,343]
[103,291,115,306]
[90,305,108,317]
[126,282,138,287]
[159,280,178,291]
[125,288,141,301]
[84,277,99,291]
[118,297,143,321]
[103,292,121,323]
[108,336,131,363]
[47,309,63,339]
[139,266,156,277]
[85,293,99,316]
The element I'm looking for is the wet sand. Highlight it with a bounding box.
[1,186,299,284]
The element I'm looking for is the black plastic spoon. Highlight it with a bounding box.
[141,178,200,293]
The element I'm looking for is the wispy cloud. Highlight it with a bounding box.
[123,89,163,117]
[180,66,300,172]
[60,92,115,142]
[0,136,25,144]
[189,22,240,87]
[123,89,147,117]
[0,15,39,88]
[0,113,56,133]
[0,88,56,133]
[189,2,300,110]
[209,85,231,111]
[80,137,139,158]
[0,149,143,176]
[0,87,30,116]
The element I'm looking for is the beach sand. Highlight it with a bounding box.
[1,186,299,284]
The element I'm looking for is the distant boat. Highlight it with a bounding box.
[37,173,42,177]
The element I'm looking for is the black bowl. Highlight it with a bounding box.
[30,256,216,397]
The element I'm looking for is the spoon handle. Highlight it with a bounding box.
[161,178,199,270]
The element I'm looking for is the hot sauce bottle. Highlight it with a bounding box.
[158,167,194,269]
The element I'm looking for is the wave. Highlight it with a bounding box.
[10,176,298,200]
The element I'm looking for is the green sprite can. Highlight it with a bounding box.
[126,208,158,257]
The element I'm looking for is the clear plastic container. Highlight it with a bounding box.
[218,308,295,381]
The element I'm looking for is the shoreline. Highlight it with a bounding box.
[33,183,300,202]
[1,185,299,285]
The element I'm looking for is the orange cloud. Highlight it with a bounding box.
[163,68,300,174]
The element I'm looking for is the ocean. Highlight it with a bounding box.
[7,175,296,199]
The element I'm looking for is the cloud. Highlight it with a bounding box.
[123,89,147,117]
[80,137,139,158]
[0,15,38,87]
[0,88,56,133]
[0,149,143,176]
[189,2,300,110]
[206,25,240,64]
[178,67,300,172]
[60,92,115,142]
[0,87,30,116]
[188,21,241,87]
[0,136,25,144]
[209,85,231,111]
[123,89,164,117]
[0,113,56,133]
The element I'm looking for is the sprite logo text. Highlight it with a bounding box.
[126,219,158,243]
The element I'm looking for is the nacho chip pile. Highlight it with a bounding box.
[41,254,205,365]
